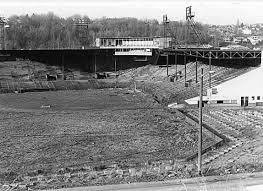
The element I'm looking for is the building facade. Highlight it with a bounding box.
[186,50,263,107]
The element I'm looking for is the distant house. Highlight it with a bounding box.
[242,28,252,35]
[233,37,243,44]
[232,37,249,44]
[242,38,249,43]
[248,36,263,45]
[223,37,231,43]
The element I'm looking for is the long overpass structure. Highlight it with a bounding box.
[163,49,262,59]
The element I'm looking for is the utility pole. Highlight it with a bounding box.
[94,54,97,74]
[175,53,177,81]
[62,53,65,80]
[163,15,166,48]
[114,57,117,88]
[184,53,187,85]
[198,68,203,175]
[166,55,169,77]
[195,55,198,83]
[209,51,212,88]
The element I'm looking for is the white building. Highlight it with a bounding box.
[232,37,249,44]
[248,36,263,45]
[186,50,263,107]
[95,37,159,49]
[95,37,172,56]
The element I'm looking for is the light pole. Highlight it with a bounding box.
[175,53,177,81]
[94,54,97,75]
[198,68,204,175]
[166,55,169,77]
[209,51,212,88]
[114,57,118,89]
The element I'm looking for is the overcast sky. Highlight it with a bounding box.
[1,0,263,25]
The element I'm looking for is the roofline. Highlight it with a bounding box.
[96,37,162,39]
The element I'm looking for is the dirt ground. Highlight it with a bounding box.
[201,108,263,176]
[208,137,263,175]
[1,62,262,190]
[0,89,216,188]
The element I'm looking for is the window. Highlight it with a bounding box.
[257,96,260,100]
[252,96,255,100]
[231,100,237,104]
[217,100,224,104]
[212,88,218,94]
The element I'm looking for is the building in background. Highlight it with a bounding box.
[95,37,172,56]
[186,50,263,107]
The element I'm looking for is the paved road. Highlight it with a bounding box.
[44,172,263,191]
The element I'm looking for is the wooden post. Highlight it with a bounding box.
[62,53,65,80]
[198,68,203,175]
[184,54,187,85]
[114,57,117,88]
[94,54,97,74]
[195,56,198,83]
[209,51,212,88]
[166,55,169,77]
[175,53,177,81]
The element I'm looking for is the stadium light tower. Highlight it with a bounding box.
[163,14,169,49]
[186,6,194,46]
[74,18,89,49]
[186,6,195,20]
[163,15,170,77]
[0,17,8,50]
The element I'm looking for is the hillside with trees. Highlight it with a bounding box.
[5,13,212,49]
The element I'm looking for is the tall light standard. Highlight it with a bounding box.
[74,18,89,49]
[3,24,9,50]
[0,17,8,50]
[163,14,169,49]
[57,24,65,49]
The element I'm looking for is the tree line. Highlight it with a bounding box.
[5,13,212,49]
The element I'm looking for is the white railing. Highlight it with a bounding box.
[114,50,152,56]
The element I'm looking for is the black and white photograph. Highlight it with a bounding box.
[0,0,263,190]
